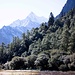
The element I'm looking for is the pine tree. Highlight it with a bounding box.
[68,31,75,53]
[48,12,54,26]
[59,29,70,51]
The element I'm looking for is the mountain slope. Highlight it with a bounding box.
[57,0,75,18]
[0,26,27,44]
[1,8,75,70]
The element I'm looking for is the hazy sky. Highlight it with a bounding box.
[0,0,67,28]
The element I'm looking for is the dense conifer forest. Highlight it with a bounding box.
[0,8,75,71]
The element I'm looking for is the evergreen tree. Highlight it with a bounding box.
[48,12,54,26]
[59,29,70,51]
[68,31,75,53]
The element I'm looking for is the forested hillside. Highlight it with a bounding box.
[0,8,75,71]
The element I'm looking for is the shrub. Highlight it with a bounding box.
[4,56,27,70]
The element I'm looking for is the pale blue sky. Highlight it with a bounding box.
[0,0,67,28]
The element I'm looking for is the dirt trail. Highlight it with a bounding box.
[0,70,40,75]
[0,70,75,75]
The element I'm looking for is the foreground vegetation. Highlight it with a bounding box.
[0,8,75,71]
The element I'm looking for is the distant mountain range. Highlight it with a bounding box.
[0,12,48,44]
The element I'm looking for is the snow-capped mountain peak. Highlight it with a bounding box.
[9,12,48,27]
[28,12,36,18]
[26,12,47,23]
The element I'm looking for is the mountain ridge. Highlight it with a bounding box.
[9,12,48,28]
[56,0,75,18]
